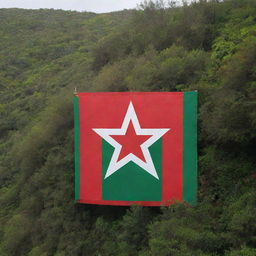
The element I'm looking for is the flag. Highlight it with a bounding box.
[74,92,197,206]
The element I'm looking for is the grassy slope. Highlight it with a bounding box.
[0,1,256,256]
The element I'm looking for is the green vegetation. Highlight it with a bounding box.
[0,1,256,255]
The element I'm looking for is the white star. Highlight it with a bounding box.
[93,102,170,179]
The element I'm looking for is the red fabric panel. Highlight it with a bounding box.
[78,92,183,205]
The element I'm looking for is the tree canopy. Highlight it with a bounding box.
[0,1,256,255]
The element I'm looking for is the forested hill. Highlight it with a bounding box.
[0,1,256,255]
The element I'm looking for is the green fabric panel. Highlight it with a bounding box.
[74,96,80,201]
[102,139,162,201]
[183,91,198,205]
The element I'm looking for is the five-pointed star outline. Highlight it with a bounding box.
[93,102,170,179]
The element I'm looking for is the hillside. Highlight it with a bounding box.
[0,1,256,256]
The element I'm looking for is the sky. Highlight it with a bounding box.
[0,0,158,13]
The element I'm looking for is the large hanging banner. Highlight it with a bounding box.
[74,92,197,206]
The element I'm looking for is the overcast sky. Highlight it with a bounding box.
[0,0,166,13]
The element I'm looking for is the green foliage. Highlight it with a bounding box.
[92,0,220,70]
[221,191,256,248]
[1,1,256,255]
[126,45,208,91]
[2,214,32,256]
[146,203,226,256]
[117,206,155,255]
[201,36,256,147]
[225,247,256,256]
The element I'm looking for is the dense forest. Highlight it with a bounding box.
[0,0,256,255]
